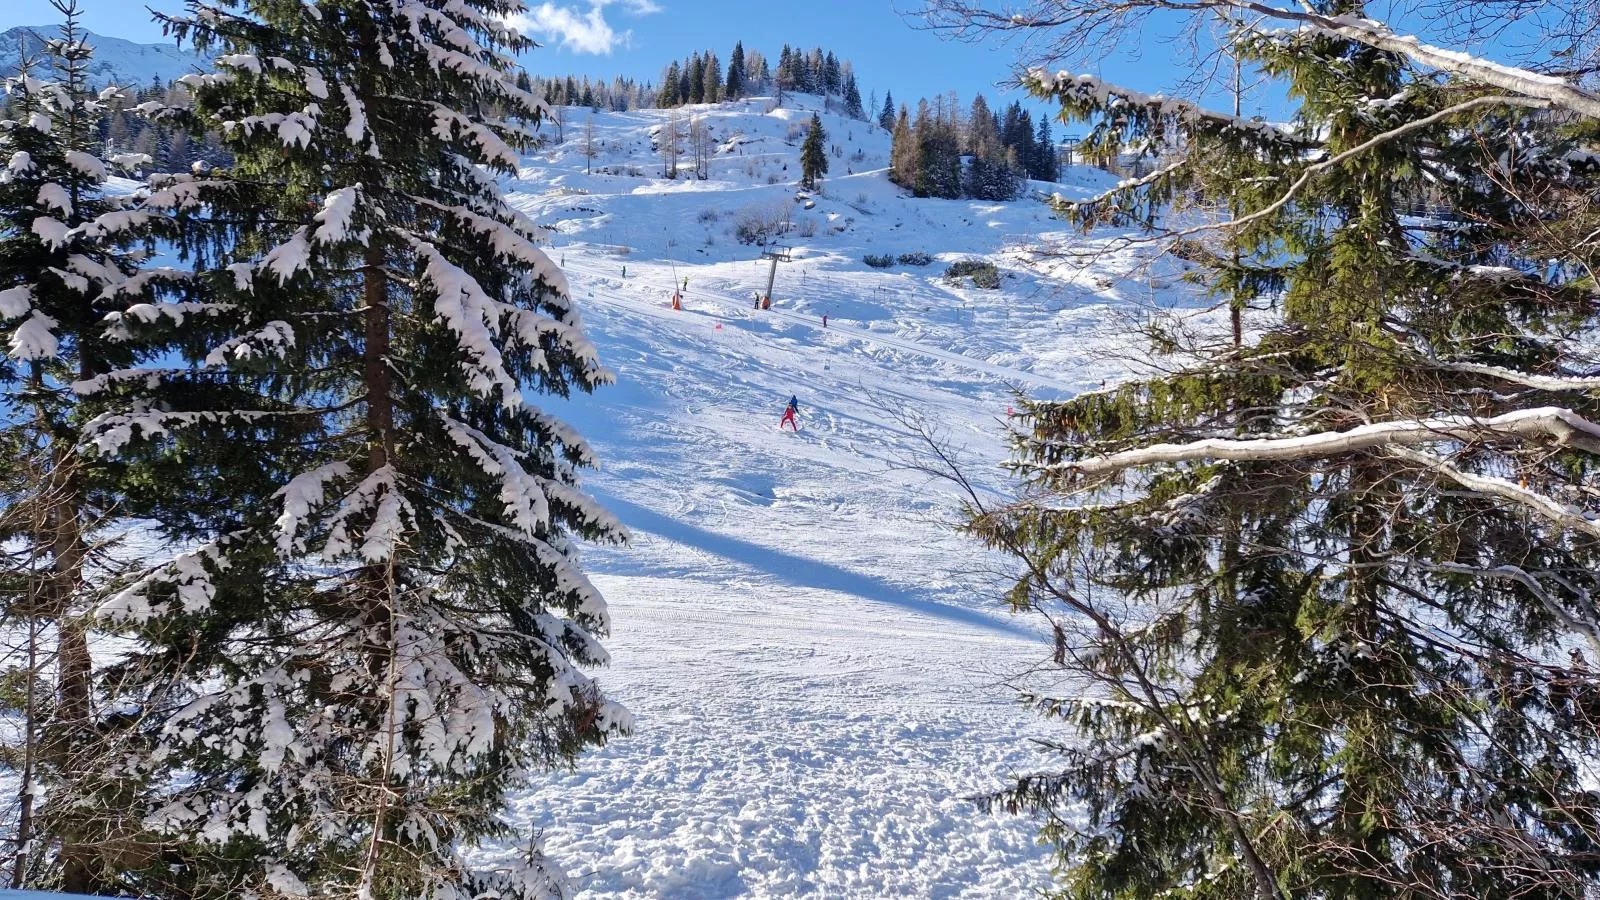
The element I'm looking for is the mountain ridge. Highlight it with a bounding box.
[0,26,205,87]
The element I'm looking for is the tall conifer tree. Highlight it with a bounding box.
[725,41,745,100]
[944,0,1600,896]
[800,113,827,189]
[842,72,864,120]
[88,0,630,896]
[889,104,915,190]
[0,6,168,889]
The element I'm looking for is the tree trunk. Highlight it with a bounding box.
[358,233,398,893]
[364,242,393,471]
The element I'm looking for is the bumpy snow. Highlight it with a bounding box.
[474,95,1205,897]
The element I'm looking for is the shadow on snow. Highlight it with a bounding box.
[597,493,1040,642]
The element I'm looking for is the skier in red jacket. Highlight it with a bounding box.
[780,395,800,431]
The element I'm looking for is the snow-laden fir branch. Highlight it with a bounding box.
[1043,407,1600,475]
[1233,3,1600,120]
[1430,362,1600,392]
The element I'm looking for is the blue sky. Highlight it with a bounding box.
[2,0,1260,136]
[3,0,1549,132]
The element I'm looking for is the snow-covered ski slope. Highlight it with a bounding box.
[495,95,1204,898]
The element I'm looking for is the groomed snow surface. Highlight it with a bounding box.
[481,95,1205,897]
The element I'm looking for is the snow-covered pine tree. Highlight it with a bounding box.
[878,91,894,131]
[935,0,1600,895]
[87,0,630,896]
[800,113,827,189]
[0,5,166,890]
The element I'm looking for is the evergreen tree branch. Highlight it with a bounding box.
[1042,407,1600,475]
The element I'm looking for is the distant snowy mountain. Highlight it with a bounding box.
[0,26,205,87]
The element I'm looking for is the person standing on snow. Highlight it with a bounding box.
[780,395,800,431]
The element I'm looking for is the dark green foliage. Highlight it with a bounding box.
[843,72,864,120]
[977,7,1600,899]
[862,253,894,268]
[801,112,828,189]
[897,251,932,266]
[0,7,181,890]
[943,258,999,288]
[82,0,628,895]
[726,41,745,99]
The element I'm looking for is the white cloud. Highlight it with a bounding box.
[509,0,661,56]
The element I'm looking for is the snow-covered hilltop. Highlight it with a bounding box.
[0,26,203,87]
[489,94,1202,896]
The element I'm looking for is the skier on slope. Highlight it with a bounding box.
[780,395,800,431]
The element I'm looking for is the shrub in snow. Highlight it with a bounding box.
[862,253,894,268]
[944,259,999,289]
[897,251,932,266]
[734,202,789,245]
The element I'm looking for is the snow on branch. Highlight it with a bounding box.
[104,299,236,341]
[312,185,364,245]
[100,266,195,299]
[1059,158,1190,211]
[1159,94,1551,240]
[1048,407,1600,475]
[426,103,520,171]
[1025,69,1297,143]
[273,461,352,555]
[102,541,230,621]
[71,366,192,395]
[439,413,551,537]
[9,311,61,360]
[203,319,295,367]
[1232,3,1600,121]
[1431,362,1600,392]
[322,466,414,563]
[1388,447,1600,542]
[0,285,33,318]
[447,508,611,630]
[409,195,564,293]
[406,234,519,406]
[1426,559,1600,660]
[82,407,285,455]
